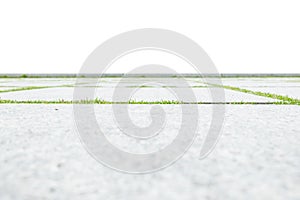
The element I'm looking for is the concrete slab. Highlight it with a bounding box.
[0,105,299,199]
[0,87,279,102]
[0,78,207,88]
[221,78,300,88]
[0,78,76,87]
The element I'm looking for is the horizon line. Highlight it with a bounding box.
[0,73,300,78]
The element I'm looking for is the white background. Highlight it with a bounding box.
[0,0,299,74]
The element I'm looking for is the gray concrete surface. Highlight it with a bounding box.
[0,105,299,200]
[0,77,299,200]
[0,87,279,102]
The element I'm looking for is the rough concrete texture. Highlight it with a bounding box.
[0,87,279,102]
[0,78,299,200]
[0,105,299,200]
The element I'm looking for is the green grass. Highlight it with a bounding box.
[125,85,209,88]
[20,74,28,78]
[127,85,154,88]
[0,78,299,105]
[212,84,300,105]
[128,100,181,104]
[192,86,209,88]
[0,86,52,93]
[0,98,295,105]
[224,85,300,105]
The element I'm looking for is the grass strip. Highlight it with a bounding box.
[0,99,295,105]
[211,84,300,105]
[0,86,53,93]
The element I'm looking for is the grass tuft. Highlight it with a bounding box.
[208,84,300,106]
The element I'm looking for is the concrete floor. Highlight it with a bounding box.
[0,78,299,200]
